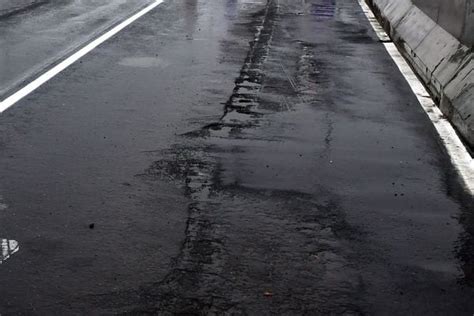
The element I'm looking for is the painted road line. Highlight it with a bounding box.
[1,239,19,264]
[358,0,474,196]
[0,0,164,113]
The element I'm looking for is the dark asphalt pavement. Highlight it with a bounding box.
[0,0,473,314]
[0,0,152,97]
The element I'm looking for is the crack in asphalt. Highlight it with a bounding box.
[119,0,367,313]
[184,0,278,139]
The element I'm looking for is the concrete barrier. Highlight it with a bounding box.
[0,0,46,17]
[367,0,474,148]
[414,0,473,47]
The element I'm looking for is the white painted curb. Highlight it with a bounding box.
[366,0,473,149]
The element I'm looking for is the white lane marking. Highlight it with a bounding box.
[1,239,19,264]
[0,0,164,113]
[358,0,474,196]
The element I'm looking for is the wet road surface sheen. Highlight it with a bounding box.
[0,0,153,97]
[0,0,473,314]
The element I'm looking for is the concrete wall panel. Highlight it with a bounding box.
[368,0,474,147]
[413,0,473,46]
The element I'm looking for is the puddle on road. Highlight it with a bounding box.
[118,56,170,69]
[1,239,19,264]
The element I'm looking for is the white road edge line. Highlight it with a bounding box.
[0,0,164,113]
[357,0,474,196]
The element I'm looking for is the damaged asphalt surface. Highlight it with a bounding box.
[0,0,473,314]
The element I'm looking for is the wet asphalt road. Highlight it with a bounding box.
[0,0,473,314]
[0,0,153,96]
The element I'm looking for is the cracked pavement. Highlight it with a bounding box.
[0,0,473,314]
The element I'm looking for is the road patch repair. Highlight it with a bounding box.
[0,0,473,313]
